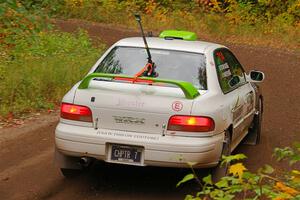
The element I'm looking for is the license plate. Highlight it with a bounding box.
[109,144,143,164]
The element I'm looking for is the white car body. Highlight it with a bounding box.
[55,36,264,170]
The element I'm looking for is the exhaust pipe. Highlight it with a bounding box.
[79,157,91,167]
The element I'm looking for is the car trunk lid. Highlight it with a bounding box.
[73,78,198,134]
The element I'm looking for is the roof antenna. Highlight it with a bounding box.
[134,14,158,77]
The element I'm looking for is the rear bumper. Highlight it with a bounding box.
[55,122,224,168]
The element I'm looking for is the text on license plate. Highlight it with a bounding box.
[110,144,143,163]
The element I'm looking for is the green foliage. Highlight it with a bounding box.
[274,142,300,165]
[0,30,105,116]
[0,0,50,48]
[221,153,247,166]
[178,143,300,199]
[0,1,105,117]
[19,0,64,16]
[177,174,195,187]
[50,0,300,50]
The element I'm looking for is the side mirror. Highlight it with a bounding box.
[249,70,265,82]
[229,76,240,87]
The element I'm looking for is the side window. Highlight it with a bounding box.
[214,48,246,93]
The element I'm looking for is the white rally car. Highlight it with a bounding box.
[54,30,264,179]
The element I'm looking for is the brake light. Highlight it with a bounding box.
[167,115,215,132]
[61,103,93,122]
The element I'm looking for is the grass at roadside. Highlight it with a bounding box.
[0,30,105,117]
[0,1,107,119]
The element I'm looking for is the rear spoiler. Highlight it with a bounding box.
[78,73,200,100]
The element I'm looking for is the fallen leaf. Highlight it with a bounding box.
[274,182,299,196]
[7,112,14,121]
[229,163,247,180]
[291,170,300,183]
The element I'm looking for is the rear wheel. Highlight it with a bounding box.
[211,130,231,183]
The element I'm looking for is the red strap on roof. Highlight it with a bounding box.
[114,63,155,84]
[134,63,153,78]
[114,77,153,84]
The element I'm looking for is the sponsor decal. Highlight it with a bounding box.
[113,116,145,125]
[232,96,243,123]
[96,130,159,141]
[216,51,225,61]
[218,62,230,71]
[245,92,254,114]
[233,105,243,123]
[116,99,145,108]
[172,101,183,112]
[218,62,232,78]
[222,70,232,78]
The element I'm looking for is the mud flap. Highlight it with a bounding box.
[243,128,258,145]
[54,148,82,170]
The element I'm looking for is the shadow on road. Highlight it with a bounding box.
[64,161,205,200]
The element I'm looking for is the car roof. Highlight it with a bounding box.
[114,37,225,54]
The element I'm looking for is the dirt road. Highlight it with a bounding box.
[1,19,300,200]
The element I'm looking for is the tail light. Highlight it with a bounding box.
[167,115,215,132]
[61,103,93,122]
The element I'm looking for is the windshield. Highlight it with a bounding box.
[94,47,207,90]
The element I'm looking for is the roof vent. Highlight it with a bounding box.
[159,30,197,41]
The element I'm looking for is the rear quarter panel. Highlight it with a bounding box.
[190,46,232,135]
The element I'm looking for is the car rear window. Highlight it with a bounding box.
[94,47,207,90]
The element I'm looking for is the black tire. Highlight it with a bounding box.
[243,97,263,145]
[60,168,83,178]
[211,130,231,183]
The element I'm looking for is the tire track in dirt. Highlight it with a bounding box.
[0,149,52,180]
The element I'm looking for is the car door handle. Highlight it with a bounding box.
[244,91,254,104]
[247,91,254,95]
[245,91,254,99]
